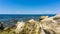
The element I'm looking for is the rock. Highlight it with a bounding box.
[22,19,41,34]
[14,14,60,34]
[0,22,4,30]
[40,14,60,34]
[15,21,25,34]
[39,16,48,22]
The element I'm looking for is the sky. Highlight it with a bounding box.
[0,0,60,14]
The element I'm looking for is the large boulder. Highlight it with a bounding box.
[15,21,25,34]
[40,14,60,34]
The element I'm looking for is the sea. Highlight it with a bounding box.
[0,14,56,27]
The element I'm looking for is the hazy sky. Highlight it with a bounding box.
[0,0,60,14]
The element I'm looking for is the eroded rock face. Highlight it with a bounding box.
[15,21,25,34]
[15,19,46,34]
[41,14,60,34]
[53,14,60,34]
[15,14,60,34]
[21,19,41,34]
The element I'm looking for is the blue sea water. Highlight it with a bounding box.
[0,14,56,27]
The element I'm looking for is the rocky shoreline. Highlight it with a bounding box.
[0,14,60,34]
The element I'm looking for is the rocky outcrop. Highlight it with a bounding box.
[41,14,60,34]
[15,14,60,34]
[15,21,25,34]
